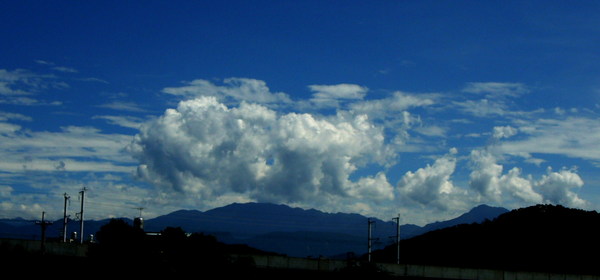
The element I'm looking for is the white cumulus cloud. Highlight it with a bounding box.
[469,149,542,204]
[493,125,518,139]
[397,148,465,210]
[535,167,586,208]
[468,148,585,208]
[129,96,394,210]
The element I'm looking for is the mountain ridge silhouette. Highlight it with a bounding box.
[0,202,509,257]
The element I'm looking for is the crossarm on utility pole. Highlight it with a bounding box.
[35,211,53,253]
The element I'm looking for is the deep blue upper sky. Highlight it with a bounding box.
[1,0,600,225]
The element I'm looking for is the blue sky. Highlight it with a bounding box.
[2,1,600,225]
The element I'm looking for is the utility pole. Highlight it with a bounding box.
[35,211,53,253]
[78,187,86,244]
[393,214,401,264]
[368,218,375,263]
[62,193,70,243]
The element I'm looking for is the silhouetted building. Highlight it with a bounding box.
[133,217,144,231]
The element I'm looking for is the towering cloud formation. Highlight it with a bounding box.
[126,79,592,220]
[469,149,542,204]
[468,148,585,208]
[397,148,464,210]
[129,96,394,209]
[535,167,585,208]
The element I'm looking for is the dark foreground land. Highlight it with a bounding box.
[0,219,399,279]
[0,251,400,279]
[5,204,600,279]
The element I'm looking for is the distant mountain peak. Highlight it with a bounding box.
[418,204,509,234]
[470,204,495,211]
[469,204,508,212]
[459,204,509,221]
[464,204,510,221]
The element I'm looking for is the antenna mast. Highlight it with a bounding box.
[134,207,144,217]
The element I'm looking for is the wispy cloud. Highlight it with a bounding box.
[414,125,447,138]
[93,115,145,129]
[162,78,293,106]
[452,99,510,117]
[496,117,600,161]
[350,91,436,120]
[0,123,136,173]
[452,82,540,118]
[0,68,67,106]
[79,77,109,84]
[0,69,37,96]
[34,60,54,66]
[52,66,78,73]
[98,101,148,113]
[308,84,367,108]
[35,60,78,74]
[0,97,62,106]
[462,82,529,98]
[0,111,32,122]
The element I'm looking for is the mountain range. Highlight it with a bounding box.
[0,202,508,258]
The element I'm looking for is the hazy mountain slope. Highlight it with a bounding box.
[417,204,509,234]
[143,202,508,257]
[0,202,509,258]
[145,202,397,239]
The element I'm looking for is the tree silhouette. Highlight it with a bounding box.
[371,204,600,274]
[95,218,145,246]
[88,218,152,272]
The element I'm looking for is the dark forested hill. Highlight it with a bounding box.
[371,204,600,274]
